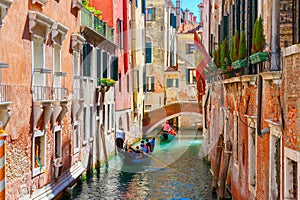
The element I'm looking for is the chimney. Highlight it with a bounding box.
[189,12,193,22]
[176,0,180,28]
[184,9,189,21]
[193,16,197,22]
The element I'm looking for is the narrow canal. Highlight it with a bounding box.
[63,128,216,200]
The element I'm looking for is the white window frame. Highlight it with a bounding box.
[73,120,80,153]
[187,68,196,85]
[32,36,46,87]
[54,126,62,165]
[267,120,282,200]
[246,116,257,196]
[32,130,47,177]
[284,147,300,200]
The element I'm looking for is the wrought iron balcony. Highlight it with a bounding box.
[73,87,84,100]
[0,84,11,103]
[32,86,53,101]
[53,87,69,101]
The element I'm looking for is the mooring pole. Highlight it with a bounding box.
[0,133,7,199]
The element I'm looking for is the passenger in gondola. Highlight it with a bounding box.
[135,146,143,158]
[150,138,155,153]
[169,127,177,136]
[127,145,135,153]
[140,144,148,153]
[145,139,151,153]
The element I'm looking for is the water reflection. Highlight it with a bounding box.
[64,128,216,200]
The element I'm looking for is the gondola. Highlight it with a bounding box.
[115,137,155,166]
[160,130,176,142]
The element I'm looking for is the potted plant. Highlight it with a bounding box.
[231,31,247,70]
[220,38,232,78]
[249,16,268,64]
[97,78,116,92]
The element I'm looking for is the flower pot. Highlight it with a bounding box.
[249,51,268,64]
[232,59,247,69]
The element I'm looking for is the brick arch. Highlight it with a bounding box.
[142,101,202,135]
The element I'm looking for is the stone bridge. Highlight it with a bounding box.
[142,101,202,135]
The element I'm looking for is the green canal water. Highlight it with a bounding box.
[64,129,217,200]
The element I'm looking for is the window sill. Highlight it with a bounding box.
[74,147,80,154]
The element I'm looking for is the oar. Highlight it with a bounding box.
[138,150,178,172]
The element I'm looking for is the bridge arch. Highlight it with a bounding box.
[142,101,202,135]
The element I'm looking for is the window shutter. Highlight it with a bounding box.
[146,42,152,63]
[151,77,154,92]
[142,0,146,14]
[111,56,118,81]
[136,0,138,7]
[175,79,178,87]
[186,68,189,84]
[143,71,146,92]
[97,49,101,80]
[102,52,107,78]
[137,69,140,92]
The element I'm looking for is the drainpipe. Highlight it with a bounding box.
[0,133,7,199]
[256,72,263,137]
[270,0,280,71]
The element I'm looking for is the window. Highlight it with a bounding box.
[54,129,62,159]
[96,49,102,83]
[33,37,45,87]
[102,104,105,130]
[118,72,122,92]
[73,123,80,152]
[83,43,92,77]
[118,19,124,49]
[146,7,155,21]
[83,107,87,141]
[111,103,115,131]
[186,68,196,85]
[247,119,257,194]
[233,112,239,163]
[33,130,46,176]
[186,43,194,54]
[147,76,154,92]
[102,51,108,78]
[107,104,110,133]
[284,148,300,199]
[166,78,178,88]
[89,106,93,139]
[146,42,152,63]
[292,0,300,44]
[73,51,81,99]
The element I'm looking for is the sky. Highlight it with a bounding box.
[173,0,202,22]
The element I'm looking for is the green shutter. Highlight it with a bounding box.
[146,42,152,63]
[175,79,178,87]
[97,49,101,80]
[102,52,107,78]
[186,69,189,84]
[111,56,118,81]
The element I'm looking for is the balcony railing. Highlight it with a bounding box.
[73,88,84,100]
[0,84,11,103]
[32,86,53,101]
[54,87,69,100]
[81,6,114,43]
